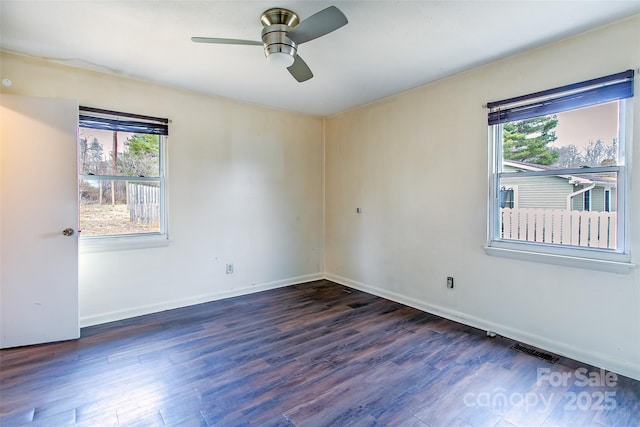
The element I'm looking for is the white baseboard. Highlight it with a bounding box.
[324,272,640,382]
[80,273,324,328]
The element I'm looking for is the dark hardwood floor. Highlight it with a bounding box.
[1,280,639,426]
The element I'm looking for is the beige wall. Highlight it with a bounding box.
[325,16,640,380]
[0,51,325,326]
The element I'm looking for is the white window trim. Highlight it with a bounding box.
[484,245,634,274]
[80,233,170,253]
[485,100,635,273]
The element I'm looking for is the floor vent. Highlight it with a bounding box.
[511,343,559,364]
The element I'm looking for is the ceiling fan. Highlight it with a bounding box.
[191,6,348,83]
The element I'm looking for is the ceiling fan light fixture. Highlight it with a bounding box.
[266,50,295,68]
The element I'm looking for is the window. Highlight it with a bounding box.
[583,190,591,212]
[78,107,168,243]
[486,70,634,269]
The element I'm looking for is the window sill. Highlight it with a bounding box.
[484,244,635,274]
[79,233,169,253]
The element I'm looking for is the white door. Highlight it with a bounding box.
[1,94,79,348]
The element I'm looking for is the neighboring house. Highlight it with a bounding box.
[501,160,616,212]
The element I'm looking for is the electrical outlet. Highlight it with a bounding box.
[226,264,234,274]
[446,276,454,289]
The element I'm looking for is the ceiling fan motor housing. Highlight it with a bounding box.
[261,25,297,63]
[260,8,299,66]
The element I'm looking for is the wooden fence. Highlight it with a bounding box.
[500,208,616,249]
[127,183,160,225]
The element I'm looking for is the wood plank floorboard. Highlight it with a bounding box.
[1,280,639,426]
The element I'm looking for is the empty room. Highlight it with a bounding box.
[1,1,640,426]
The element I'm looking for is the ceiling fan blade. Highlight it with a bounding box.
[287,6,348,45]
[191,37,263,46]
[287,54,313,82]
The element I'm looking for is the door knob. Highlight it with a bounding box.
[62,228,75,236]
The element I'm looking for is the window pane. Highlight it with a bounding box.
[78,129,160,177]
[79,179,161,236]
[498,172,617,249]
[501,101,619,172]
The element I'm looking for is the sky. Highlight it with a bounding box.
[553,101,619,150]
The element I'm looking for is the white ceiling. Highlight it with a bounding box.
[1,1,639,116]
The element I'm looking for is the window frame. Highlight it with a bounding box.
[77,107,169,252]
[485,74,635,273]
